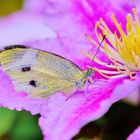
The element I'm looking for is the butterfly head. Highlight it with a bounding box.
[84,68,94,84]
[86,68,94,78]
[77,68,94,87]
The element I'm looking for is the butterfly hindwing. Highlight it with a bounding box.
[9,70,75,97]
[0,46,84,97]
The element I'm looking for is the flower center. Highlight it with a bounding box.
[85,9,140,79]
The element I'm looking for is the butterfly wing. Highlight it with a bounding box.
[0,45,84,98]
[9,70,75,97]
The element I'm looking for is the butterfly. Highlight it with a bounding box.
[0,45,95,98]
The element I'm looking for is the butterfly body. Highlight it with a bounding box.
[0,45,93,98]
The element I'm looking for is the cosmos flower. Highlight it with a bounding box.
[0,0,140,140]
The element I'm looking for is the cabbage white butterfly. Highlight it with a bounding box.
[0,36,105,98]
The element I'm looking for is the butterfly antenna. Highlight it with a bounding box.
[89,34,106,66]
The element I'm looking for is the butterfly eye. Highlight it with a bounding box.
[29,80,37,87]
[22,66,31,72]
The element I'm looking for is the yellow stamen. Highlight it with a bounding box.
[86,8,140,79]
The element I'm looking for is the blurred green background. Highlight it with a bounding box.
[0,1,140,140]
[0,0,23,16]
[0,108,42,140]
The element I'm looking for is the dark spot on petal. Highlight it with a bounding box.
[120,69,125,71]
[29,80,37,87]
[132,73,136,77]
[22,67,31,72]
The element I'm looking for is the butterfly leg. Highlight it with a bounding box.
[65,94,74,101]
[84,77,94,101]
[84,79,90,101]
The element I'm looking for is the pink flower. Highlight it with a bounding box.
[0,0,140,140]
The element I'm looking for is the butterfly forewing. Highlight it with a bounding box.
[0,46,84,97]
[34,50,83,81]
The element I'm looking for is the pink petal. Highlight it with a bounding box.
[39,0,138,68]
[46,0,134,34]
[1,65,139,140]
[71,0,136,32]
[124,90,140,105]
[127,126,140,140]
[0,12,56,47]
[23,0,47,14]
[38,75,140,140]
[111,75,140,103]
[0,1,140,140]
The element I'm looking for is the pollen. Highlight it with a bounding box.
[85,8,140,79]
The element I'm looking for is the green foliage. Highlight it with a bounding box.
[0,108,17,137]
[0,108,42,140]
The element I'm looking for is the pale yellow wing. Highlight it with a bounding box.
[0,45,84,97]
[8,70,75,97]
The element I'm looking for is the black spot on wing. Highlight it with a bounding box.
[22,67,31,72]
[29,80,37,87]
[4,45,28,50]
